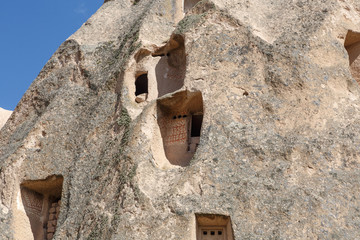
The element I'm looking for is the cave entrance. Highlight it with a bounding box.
[157,90,203,166]
[344,30,360,84]
[135,72,149,103]
[20,175,63,240]
[196,214,234,240]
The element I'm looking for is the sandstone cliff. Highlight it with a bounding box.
[1,0,360,239]
[0,108,12,130]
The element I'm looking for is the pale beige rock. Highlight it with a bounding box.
[2,0,360,239]
[0,107,12,129]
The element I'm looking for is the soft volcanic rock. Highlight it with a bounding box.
[0,108,12,130]
[1,0,360,239]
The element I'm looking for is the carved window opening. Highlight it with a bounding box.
[157,90,203,167]
[196,214,234,240]
[191,114,203,137]
[344,30,360,84]
[135,72,148,103]
[188,113,202,153]
[183,0,200,13]
[20,175,63,240]
[152,34,186,97]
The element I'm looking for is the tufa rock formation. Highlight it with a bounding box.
[1,0,360,239]
[0,108,12,130]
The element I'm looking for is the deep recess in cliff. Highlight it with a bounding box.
[1,0,360,239]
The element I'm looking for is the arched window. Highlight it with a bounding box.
[135,73,149,103]
[135,73,148,96]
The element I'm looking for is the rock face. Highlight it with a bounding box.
[1,0,360,239]
[0,108,12,130]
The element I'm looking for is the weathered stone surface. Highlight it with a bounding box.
[1,0,360,239]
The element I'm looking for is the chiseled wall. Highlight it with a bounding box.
[21,188,44,240]
[155,56,186,98]
[159,112,194,166]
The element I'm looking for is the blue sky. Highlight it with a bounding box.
[0,1,102,110]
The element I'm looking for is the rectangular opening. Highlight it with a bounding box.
[196,214,234,240]
[191,114,203,137]
[19,175,63,240]
[135,73,148,96]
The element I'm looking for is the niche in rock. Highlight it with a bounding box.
[196,214,234,240]
[152,34,186,97]
[183,0,200,13]
[344,30,360,84]
[135,72,149,103]
[157,90,203,167]
[20,175,63,240]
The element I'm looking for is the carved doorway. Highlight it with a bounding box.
[196,214,234,240]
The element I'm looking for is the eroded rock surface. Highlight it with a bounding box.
[1,0,360,239]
